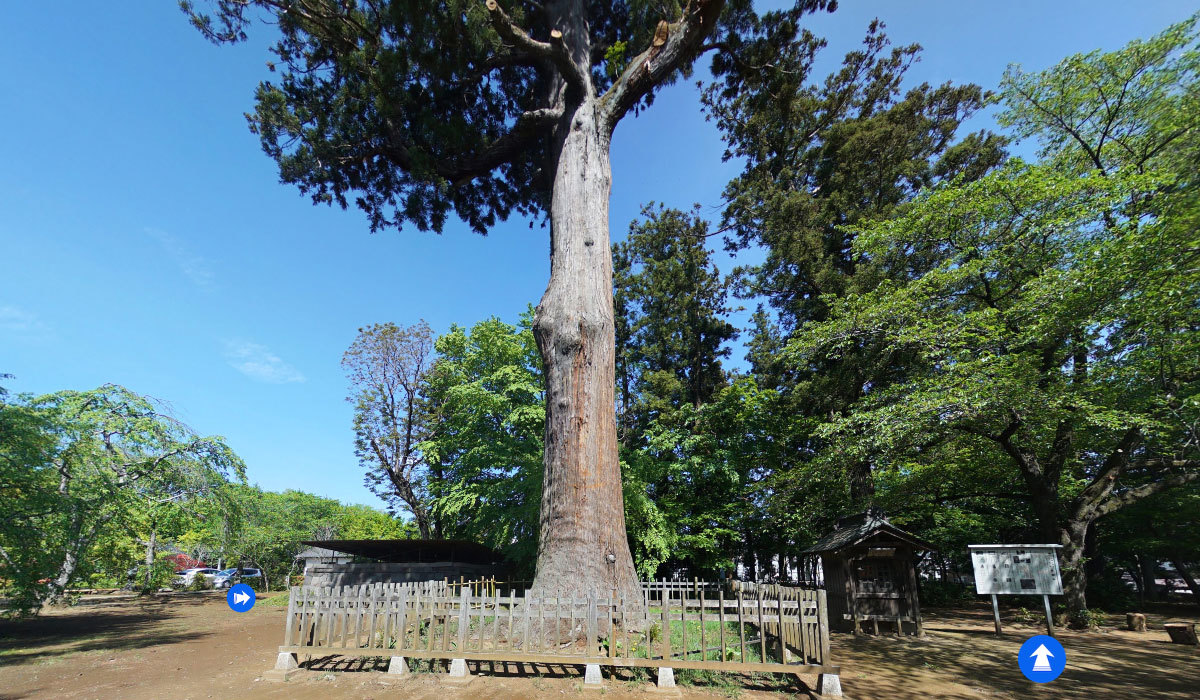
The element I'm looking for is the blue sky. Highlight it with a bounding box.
[1,1,1189,509]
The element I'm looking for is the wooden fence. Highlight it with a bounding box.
[296,580,449,597]
[443,578,722,602]
[730,581,828,659]
[275,581,835,677]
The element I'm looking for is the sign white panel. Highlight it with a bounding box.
[969,545,1063,595]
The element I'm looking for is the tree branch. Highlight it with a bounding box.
[383,105,562,184]
[1093,469,1200,519]
[1073,427,1142,519]
[0,543,22,577]
[994,409,1040,477]
[484,0,584,89]
[597,0,727,133]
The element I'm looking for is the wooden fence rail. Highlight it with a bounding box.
[274,581,836,679]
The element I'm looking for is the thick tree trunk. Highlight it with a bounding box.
[42,548,81,607]
[1171,558,1200,607]
[143,528,157,591]
[1059,521,1089,611]
[530,98,639,601]
[40,511,89,607]
[1138,554,1161,601]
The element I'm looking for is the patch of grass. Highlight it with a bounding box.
[636,609,765,663]
[675,669,743,697]
[261,593,291,608]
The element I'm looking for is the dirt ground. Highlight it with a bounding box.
[1,592,1196,699]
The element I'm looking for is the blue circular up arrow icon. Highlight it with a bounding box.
[1017,634,1065,682]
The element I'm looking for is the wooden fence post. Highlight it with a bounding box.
[661,590,672,662]
[458,586,469,652]
[587,596,598,657]
[283,586,297,647]
[817,589,830,667]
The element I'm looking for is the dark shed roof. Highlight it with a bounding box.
[299,539,502,565]
[802,509,935,554]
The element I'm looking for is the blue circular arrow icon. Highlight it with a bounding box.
[1018,634,1065,682]
[226,582,256,613]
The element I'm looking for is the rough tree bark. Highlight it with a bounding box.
[531,101,637,598]
[524,0,726,599]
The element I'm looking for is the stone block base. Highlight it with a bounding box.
[656,667,675,688]
[387,656,409,676]
[817,673,843,697]
[582,663,603,689]
[443,658,473,685]
[263,652,301,682]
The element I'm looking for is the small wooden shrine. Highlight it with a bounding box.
[803,508,933,636]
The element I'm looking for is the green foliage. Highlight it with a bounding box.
[138,555,178,594]
[420,313,544,571]
[202,485,411,591]
[612,205,746,577]
[703,16,1005,507]
[614,204,737,441]
[181,0,785,232]
[1013,607,1038,626]
[1066,607,1107,630]
[264,592,292,607]
[786,16,1200,607]
[918,580,973,607]
[1083,572,1137,612]
[0,384,244,614]
[338,503,419,539]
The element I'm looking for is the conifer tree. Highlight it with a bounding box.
[183,0,836,596]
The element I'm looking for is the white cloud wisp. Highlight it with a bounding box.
[223,339,306,384]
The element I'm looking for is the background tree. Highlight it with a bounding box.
[0,385,244,612]
[1100,483,1200,606]
[786,16,1200,610]
[419,314,545,570]
[183,0,836,598]
[703,18,1005,505]
[343,320,436,536]
[613,205,737,445]
[611,205,741,576]
[200,485,416,590]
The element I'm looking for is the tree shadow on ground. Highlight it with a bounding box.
[835,607,1200,699]
[0,601,213,668]
[299,655,816,695]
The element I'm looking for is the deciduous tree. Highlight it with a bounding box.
[0,385,243,612]
[343,321,436,536]
[787,16,1200,610]
[419,314,545,570]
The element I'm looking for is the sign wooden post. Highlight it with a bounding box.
[1043,594,1054,636]
[991,594,1002,635]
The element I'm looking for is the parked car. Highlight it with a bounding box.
[173,567,219,588]
[212,567,262,589]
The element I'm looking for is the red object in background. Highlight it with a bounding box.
[165,553,207,572]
